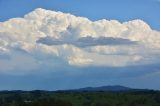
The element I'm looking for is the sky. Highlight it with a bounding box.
[0,0,160,90]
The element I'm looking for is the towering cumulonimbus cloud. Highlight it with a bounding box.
[0,8,160,73]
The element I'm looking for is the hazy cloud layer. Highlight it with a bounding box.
[0,8,160,73]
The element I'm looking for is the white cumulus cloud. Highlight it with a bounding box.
[0,8,160,73]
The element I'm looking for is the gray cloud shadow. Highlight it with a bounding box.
[37,36,137,47]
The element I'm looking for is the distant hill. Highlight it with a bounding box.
[0,85,153,93]
[67,85,140,92]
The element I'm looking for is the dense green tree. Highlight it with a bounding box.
[0,90,160,106]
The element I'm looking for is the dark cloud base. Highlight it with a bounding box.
[37,36,137,47]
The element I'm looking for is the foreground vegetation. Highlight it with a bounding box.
[0,90,160,106]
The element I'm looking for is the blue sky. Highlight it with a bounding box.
[0,0,160,90]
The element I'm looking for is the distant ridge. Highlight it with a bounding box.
[0,85,157,92]
[77,85,132,91]
[65,85,143,92]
